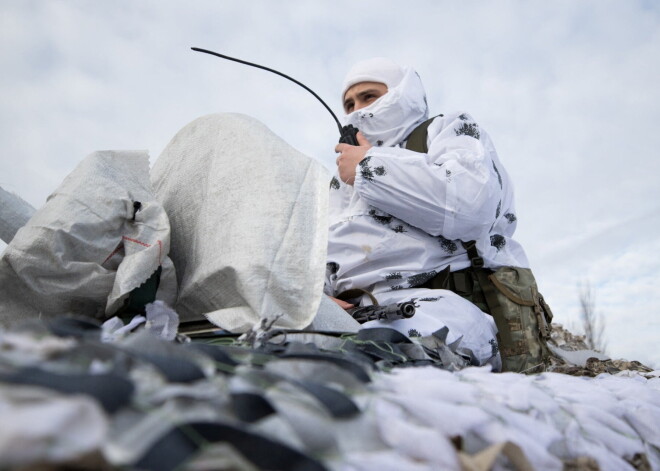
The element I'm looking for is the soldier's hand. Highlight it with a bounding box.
[335,132,372,185]
[329,296,354,310]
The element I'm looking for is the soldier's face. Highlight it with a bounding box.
[343,82,388,114]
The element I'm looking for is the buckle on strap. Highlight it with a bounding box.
[461,240,484,269]
[471,256,485,269]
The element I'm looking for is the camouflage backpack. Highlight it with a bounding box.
[406,117,554,373]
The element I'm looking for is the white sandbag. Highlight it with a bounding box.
[0,150,176,325]
[0,384,108,466]
[0,187,36,245]
[151,113,329,332]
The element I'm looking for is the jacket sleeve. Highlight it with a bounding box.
[353,113,502,241]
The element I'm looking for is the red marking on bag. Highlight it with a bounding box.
[103,237,163,265]
[122,236,151,248]
[103,245,123,265]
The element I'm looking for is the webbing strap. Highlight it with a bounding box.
[280,352,371,383]
[336,288,379,306]
[462,241,514,351]
[187,343,239,368]
[415,265,451,291]
[488,274,535,307]
[47,316,102,339]
[289,378,360,418]
[405,116,440,153]
[121,346,206,383]
[356,327,413,344]
[230,392,275,422]
[135,421,327,471]
[0,367,134,413]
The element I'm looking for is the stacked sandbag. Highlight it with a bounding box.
[369,366,659,470]
[0,151,176,325]
[151,113,329,332]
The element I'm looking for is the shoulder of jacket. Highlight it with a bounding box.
[427,111,472,129]
[446,111,477,123]
[429,111,487,139]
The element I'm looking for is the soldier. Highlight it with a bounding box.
[326,58,552,372]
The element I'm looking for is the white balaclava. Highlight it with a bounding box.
[341,58,429,148]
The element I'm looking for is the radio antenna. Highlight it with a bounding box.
[191,47,344,135]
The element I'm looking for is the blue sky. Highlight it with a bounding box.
[1,0,658,366]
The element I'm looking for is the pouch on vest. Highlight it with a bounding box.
[460,240,553,374]
[486,266,553,373]
[418,262,554,374]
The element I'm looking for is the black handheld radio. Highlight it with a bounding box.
[191,47,359,146]
[338,124,359,146]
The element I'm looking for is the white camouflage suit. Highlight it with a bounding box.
[326,59,530,368]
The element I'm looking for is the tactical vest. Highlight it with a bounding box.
[405,116,553,374]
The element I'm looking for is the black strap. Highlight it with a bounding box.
[0,367,134,413]
[415,265,451,290]
[118,333,207,383]
[135,421,328,471]
[47,316,102,340]
[353,341,408,363]
[462,241,514,350]
[280,352,371,383]
[186,343,239,369]
[290,379,361,418]
[355,327,412,344]
[240,366,361,419]
[121,346,206,383]
[230,392,276,422]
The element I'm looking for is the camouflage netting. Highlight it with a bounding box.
[1,317,658,471]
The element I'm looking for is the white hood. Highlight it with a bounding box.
[342,66,429,148]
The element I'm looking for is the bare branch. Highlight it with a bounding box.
[579,282,607,353]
